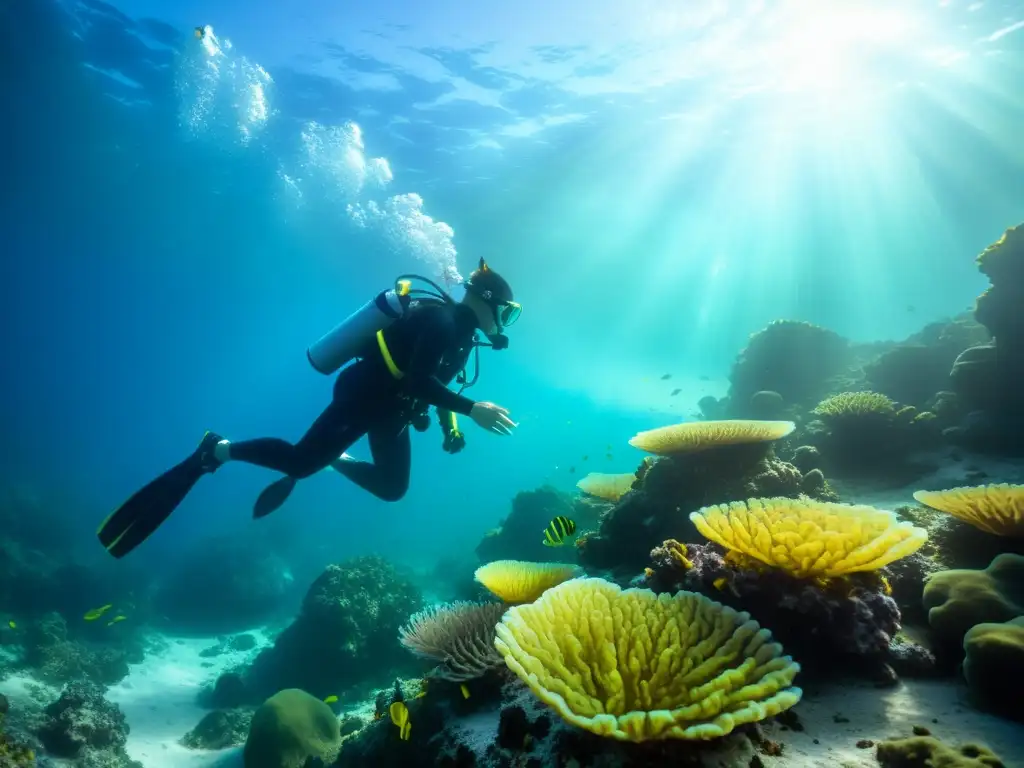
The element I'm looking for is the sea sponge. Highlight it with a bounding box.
[493,577,802,742]
[628,420,795,456]
[576,472,637,502]
[243,689,341,768]
[963,616,1024,720]
[876,736,1006,767]
[474,560,581,604]
[398,601,508,681]
[922,554,1024,648]
[912,484,1024,537]
[689,498,928,578]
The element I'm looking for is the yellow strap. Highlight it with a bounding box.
[376,330,404,379]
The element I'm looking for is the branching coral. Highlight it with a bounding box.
[493,577,802,742]
[689,498,928,578]
[474,560,581,604]
[813,391,897,419]
[629,420,795,456]
[398,601,508,681]
[913,484,1024,537]
[576,472,637,502]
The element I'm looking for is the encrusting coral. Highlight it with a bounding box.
[474,560,581,604]
[628,419,795,456]
[493,577,802,742]
[689,498,928,578]
[398,601,508,681]
[913,484,1024,537]
[963,616,1024,721]
[875,735,1007,767]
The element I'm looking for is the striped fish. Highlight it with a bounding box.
[542,516,577,547]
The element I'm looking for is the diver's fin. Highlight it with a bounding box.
[253,476,298,519]
[98,431,223,559]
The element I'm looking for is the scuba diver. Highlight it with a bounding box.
[97,259,521,559]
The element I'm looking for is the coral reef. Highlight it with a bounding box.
[689,497,928,578]
[399,601,508,682]
[23,612,137,686]
[807,392,939,480]
[644,542,911,675]
[151,535,297,634]
[493,577,802,741]
[575,472,637,503]
[922,554,1024,654]
[475,486,595,564]
[473,561,581,604]
[578,443,835,573]
[725,320,850,416]
[896,503,1024,572]
[226,555,422,703]
[875,735,1007,767]
[181,707,255,750]
[243,689,340,768]
[36,681,141,767]
[963,616,1024,721]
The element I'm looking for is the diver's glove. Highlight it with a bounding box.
[411,412,431,432]
[443,429,466,454]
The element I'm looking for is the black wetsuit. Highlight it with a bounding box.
[227,300,479,501]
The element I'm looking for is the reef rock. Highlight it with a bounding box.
[36,681,140,767]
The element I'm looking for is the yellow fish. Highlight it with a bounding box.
[712,577,728,591]
[84,604,113,621]
[389,701,411,741]
[8,620,15,629]
[106,615,127,626]
[880,576,893,596]
[542,516,576,547]
[460,684,470,700]
[323,695,338,704]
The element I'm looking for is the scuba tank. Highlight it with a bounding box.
[306,275,452,375]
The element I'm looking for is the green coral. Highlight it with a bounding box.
[243,689,341,768]
[963,616,1024,721]
[876,736,1006,767]
[922,554,1024,649]
[813,391,897,419]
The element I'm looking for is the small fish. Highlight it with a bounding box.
[323,695,339,704]
[699,375,710,381]
[712,577,728,591]
[106,615,127,626]
[568,466,575,474]
[194,26,205,39]
[581,455,588,461]
[906,305,916,313]
[605,453,613,460]
[606,445,612,450]
[84,604,113,621]
[670,388,681,396]
[542,516,577,547]
[8,620,15,629]
[880,576,893,596]
[389,701,411,741]
[460,684,470,699]
[660,373,672,380]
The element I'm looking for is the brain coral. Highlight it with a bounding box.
[493,577,802,742]
[690,497,928,578]
[628,420,795,456]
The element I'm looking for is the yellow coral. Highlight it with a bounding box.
[912,484,1024,537]
[576,472,636,502]
[474,560,581,604]
[493,578,802,742]
[628,420,795,456]
[977,222,1024,279]
[812,391,896,418]
[689,497,927,578]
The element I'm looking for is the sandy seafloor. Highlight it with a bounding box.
[3,450,1023,767]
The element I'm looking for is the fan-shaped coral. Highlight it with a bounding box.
[576,472,636,502]
[493,578,801,742]
[398,601,508,681]
[689,498,928,578]
[913,484,1024,537]
[473,560,581,604]
[628,420,795,456]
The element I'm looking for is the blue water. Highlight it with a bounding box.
[2,0,1023,575]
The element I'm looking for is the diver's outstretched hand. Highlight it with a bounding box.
[470,402,517,436]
